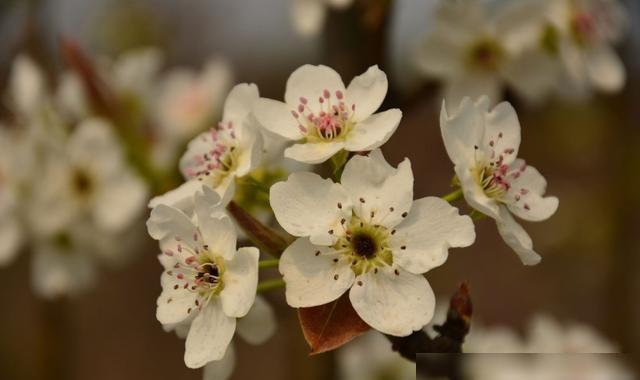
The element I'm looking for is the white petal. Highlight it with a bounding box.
[344,109,402,152]
[285,65,345,114]
[252,98,302,140]
[220,247,259,318]
[586,45,625,93]
[415,34,465,79]
[223,83,259,124]
[506,165,558,222]
[203,345,236,380]
[94,172,148,232]
[502,50,559,103]
[10,55,45,115]
[233,120,263,177]
[390,197,475,274]
[440,97,485,168]
[455,164,500,219]
[496,206,541,266]
[157,270,199,325]
[270,172,351,245]
[340,149,413,228]
[146,204,197,243]
[198,213,237,261]
[291,0,326,37]
[349,266,435,336]
[284,141,345,164]
[0,217,22,266]
[148,180,202,213]
[345,65,388,121]
[31,245,96,299]
[481,101,521,166]
[444,74,500,115]
[236,295,277,345]
[279,237,355,308]
[185,300,236,368]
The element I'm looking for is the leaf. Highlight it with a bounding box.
[298,293,371,354]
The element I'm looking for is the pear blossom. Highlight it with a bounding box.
[415,0,558,106]
[270,150,475,336]
[440,96,559,265]
[9,55,46,116]
[253,65,402,164]
[147,187,260,369]
[28,118,148,236]
[539,0,627,96]
[149,83,262,211]
[290,0,354,37]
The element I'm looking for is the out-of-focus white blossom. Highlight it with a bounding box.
[290,0,354,37]
[271,150,475,336]
[147,186,260,370]
[440,96,558,265]
[253,64,401,164]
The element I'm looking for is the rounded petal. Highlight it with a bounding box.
[220,247,259,318]
[203,345,236,380]
[284,141,345,164]
[455,164,500,219]
[586,45,625,93]
[236,295,277,345]
[10,55,45,115]
[344,109,402,152]
[233,121,263,177]
[390,197,475,274]
[345,65,388,121]
[415,35,464,79]
[270,172,351,245]
[502,50,559,103]
[496,206,541,265]
[148,180,202,213]
[349,266,435,336]
[0,217,22,266]
[223,83,259,124]
[481,101,521,166]
[340,149,413,228]
[440,97,485,168]
[198,213,237,261]
[146,204,197,244]
[94,172,148,232]
[443,75,501,117]
[157,270,199,325]
[279,237,355,308]
[291,0,326,37]
[184,300,236,368]
[252,98,302,140]
[31,246,96,299]
[285,65,345,114]
[506,165,558,222]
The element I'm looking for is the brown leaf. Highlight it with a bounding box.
[298,293,371,354]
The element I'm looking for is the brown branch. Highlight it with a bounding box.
[226,201,291,258]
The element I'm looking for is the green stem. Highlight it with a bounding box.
[441,188,463,203]
[470,210,486,221]
[258,259,280,269]
[257,279,285,293]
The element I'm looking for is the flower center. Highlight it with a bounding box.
[182,123,239,188]
[571,11,596,46]
[71,168,94,198]
[334,216,393,276]
[540,24,560,55]
[467,39,504,71]
[291,89,355,143]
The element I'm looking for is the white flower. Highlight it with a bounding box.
[540,0,627,96]
[149,83,262,211]
[9,55,46,116]
[270,150,475,336]
[28,118,148,236]
[147,187,260,369]
[290,0,354,37]
[338,331,415,380]
[155,59,233,141]
[415,0,558,106]
[440,96,558,265]
[253,65,402,164]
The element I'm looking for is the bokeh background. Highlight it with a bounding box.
[0,0,639,379]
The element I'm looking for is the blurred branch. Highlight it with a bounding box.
[227,201,291,258]
[385,282,472,362]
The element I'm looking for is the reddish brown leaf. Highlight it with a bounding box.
[298,293,371,354]
[449,282,472,327]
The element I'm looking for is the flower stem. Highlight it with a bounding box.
[259,259,280,269]
[257,278,285,293]
[227,201,291,258]
[441,188,463,203]
[470,210,486,221]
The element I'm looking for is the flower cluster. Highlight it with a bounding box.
[147,62,560,379]
[416,0,627,106]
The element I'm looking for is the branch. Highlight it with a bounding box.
[226,201,291,258]
[385,282,472,361]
